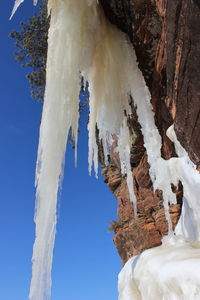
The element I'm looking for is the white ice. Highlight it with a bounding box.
[29,0,145,299]
[10,0,25,19]
[119,125,200,299]
[10,0,38,19]
[119,238,200,300]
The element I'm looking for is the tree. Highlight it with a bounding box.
[9,2,49,102]
[9,2,89,150]
[9,4,90,109]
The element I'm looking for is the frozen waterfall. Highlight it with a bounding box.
[11,0,200,299]
[27,0,148,298]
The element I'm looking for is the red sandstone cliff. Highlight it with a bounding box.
[99,0,200,264]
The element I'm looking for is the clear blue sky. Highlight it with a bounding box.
[0,1,121,299]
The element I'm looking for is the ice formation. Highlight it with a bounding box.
[119,239,200,300]
[11,0,200,299]
[10,0,25,19]
[27,0,151,299]
[119,125,200,299]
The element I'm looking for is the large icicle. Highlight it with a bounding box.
[28,1,146,298]
[29,1,81,299]
[27,0,136,298]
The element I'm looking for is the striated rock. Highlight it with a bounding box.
[114,204,180,265]
[104,150,182,264]
[99,0,200,264]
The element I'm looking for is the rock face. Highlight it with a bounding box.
[99,0,200,264]
[166,1,200,166]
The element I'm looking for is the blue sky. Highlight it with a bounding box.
[0,1,121,299]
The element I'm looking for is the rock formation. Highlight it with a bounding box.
[99,0,200,264]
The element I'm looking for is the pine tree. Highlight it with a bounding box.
[9,2,49,102]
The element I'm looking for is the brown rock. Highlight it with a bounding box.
[166,0,200,165]
[99,0,200,264]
